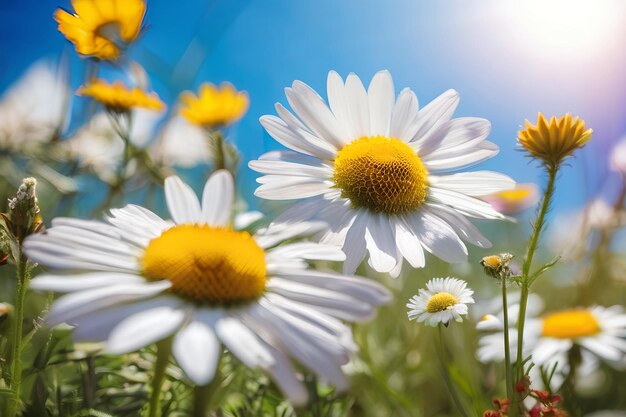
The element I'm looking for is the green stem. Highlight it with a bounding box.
[148,338,172,417]
[514,165,558,408]
[192,370,221,417]
[211,131,226,172]
[436,325,471,417]
[501,277,514,404]
[8,253,31,417]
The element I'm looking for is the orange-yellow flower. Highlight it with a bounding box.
[54,0,146,60]
[518,113,592,167]
[78,80,164,112]
[180,83,249,129]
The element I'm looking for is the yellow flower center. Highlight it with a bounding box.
[426,292,459,313]
[141,225,266,304]
[541,310,601,339]
[481,255,502,269]
[333,136,428,214]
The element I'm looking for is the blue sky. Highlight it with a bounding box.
[2,0,626,213]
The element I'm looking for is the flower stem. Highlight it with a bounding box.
[515,164,558,406]
[8,252,31,417]
[501,276,514,409]
[436,325,470,417]
[193,372,221,417]
[211,130,226,172]
[148,338,172,417]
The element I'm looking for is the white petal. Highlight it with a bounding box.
[287,81,344,148]
[214,316,275,368]
[234,211,264,230]
[46,282,172,326]
[248,159,332,178]
[255,176,332,200]
[368,70,394,136]
[256,338,308,406]
[107,305,187,354]
[345,73,370,138]
[410,89,460,147]
[164,176,202,224]
[429,171,515,196]
[342,211,369,274]
[428,187,506,219]
[260,114,336,160]
[419,117,491,157]
[327,71,353,140]
[427,203,491,248]
[29,272,143,292]
[71,296,181,342]
[173,321,221,385]
[268,242,345,262]
[408,210,468,263]
[394,217,425,268]
[423,141,499,172]
[390,88,419,141]
[364,214,397,273]
[201,170,233,226]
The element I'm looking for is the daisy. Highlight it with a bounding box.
[0,60,70,150]
[249,70,514,275]
[55,0,146,60]
[527,306,626,371]
[78,80,164,112]
[407,277,474,326]
[476,297,626,389]
[23,170,390,405]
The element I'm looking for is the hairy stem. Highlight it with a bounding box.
[515,164,558,409]
[501,277,514,407]
[8,252,31,417]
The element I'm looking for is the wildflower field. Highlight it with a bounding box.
[1,1,626,416]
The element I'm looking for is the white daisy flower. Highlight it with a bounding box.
[249,70,515,275]
[477,297,626,389]
[0,60,70,150]
[406,277,474,326]
[23,170,391,405]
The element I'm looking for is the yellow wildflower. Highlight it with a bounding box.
[78,80,164,112]
[55,0,146,60]
[518,113,592,167]
[180,83,249,129]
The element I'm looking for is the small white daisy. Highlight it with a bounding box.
[249,70,514,276]
[0,60,70,150]
[406,277,474,326]
[477,297,626,389]
[23,170,391,405]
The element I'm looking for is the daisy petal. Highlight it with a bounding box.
[107,305,187,354]
[165,176,202,224]
[201,169,233,226]
[173,321,221,385]
[368,70,395,136]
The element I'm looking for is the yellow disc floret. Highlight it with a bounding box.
[541,309,601,339]
[333,136,428,214]
[141,225,266,304]
[426,292,459,313]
